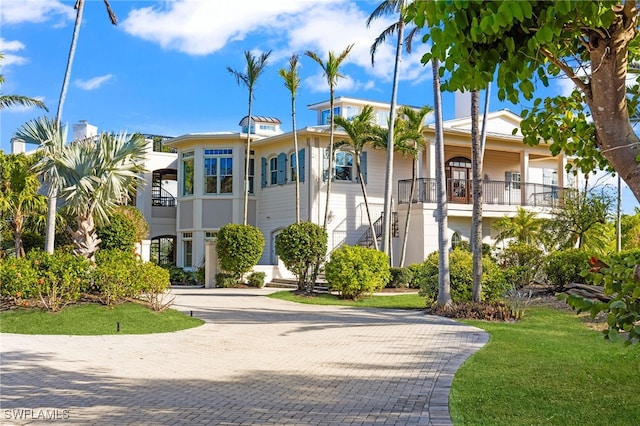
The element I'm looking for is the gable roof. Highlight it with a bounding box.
[442,109,523,137]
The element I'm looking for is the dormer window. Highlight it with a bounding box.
[321,107,341,125]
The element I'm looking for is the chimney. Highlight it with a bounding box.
[11,137,26,154]
[72,120,98,141]
[455,91,472,119]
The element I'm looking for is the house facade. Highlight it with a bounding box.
[144,96,578,286]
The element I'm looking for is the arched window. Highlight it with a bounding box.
[150,235,175,265]
[451,231,462,249]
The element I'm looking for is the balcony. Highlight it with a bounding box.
[398,178,570,208]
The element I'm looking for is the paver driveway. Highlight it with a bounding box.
[0,288,488,425]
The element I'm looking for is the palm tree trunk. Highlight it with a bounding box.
[323,90,336,230]
[471,90,483,302]
[399,155,417,267]
[433,59,452,308]
[12,213,24,258]
[357,158,379,251]
[243,91,253,226]
[382,3,405,259]
[71,213,101,260]
[292,95,300,223]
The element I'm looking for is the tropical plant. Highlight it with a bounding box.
[274,222,327,293]
[0,152,47,257]
[216,224,265,283]
[227,50,271,226]
[543,248,590,292]
[55,132,146,259]
[305,44,354,230]
[494,207,544,246]
[324,245,391,300]
[334,105,379,250]
[408,1,640,202]
[499,242,545,289]
[0,54,48,111]
[621,208,640,249]
[278,54,302,223]
[96,210,137,251]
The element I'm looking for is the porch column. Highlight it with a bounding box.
[557,154,567,189]
[427,139,436,179]
[520,150,529,205]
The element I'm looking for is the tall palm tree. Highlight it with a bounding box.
[305,44,354,230]
[432,58,452,308]
[0,152,47,257]
[367,0,408,257]
[55,132,146,259]
[278,54,301,223]
[42,0,117,254]
[470,90,483,302]
[0,55,48,112]
[395,105,432,267]
[334,105,379,250]
[227,50,271,226]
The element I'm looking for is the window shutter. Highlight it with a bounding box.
[261,157,267,188]
[277,152,287,185]
[298,148,305,183]
[360,151,367,184]
[322,148,329,182]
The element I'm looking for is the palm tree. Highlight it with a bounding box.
[494,207,543,246]
[227,50,271,226]
[0,152,47,257]
[278,54,301,223]
[432,58,452,308]
[395,105,432,267]
[470,90,483,302]
[54,132,146,259]
[334,105,379,250]
[0,55,48,112]
[367,0,407,257]
[305,44,354,230]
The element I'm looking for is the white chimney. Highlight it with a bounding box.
[455,91,472,119]
[72,120,98,141]
[11,137,26,154]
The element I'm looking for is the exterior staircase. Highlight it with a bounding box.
[355,212,398,248]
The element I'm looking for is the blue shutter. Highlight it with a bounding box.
[360,151,367,184]
[277,152,287,185]
[261,157,267,188]
[298,148,305,183]
[322,148,329,182]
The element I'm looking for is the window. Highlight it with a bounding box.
[346,106,360,120]
[182,232,193,267]
[269,156,278,185]
[204,149,233,194]
[205,231,217,241]
[150,236,175,265]
[182,151,194,196]
[259,124,275,131]
[451,231,462,249]
[290,152,297,182]
[321,107,341,125]
[543,168,558,186]
[511,172,521,189]
[334,151,353,181]
[377,110,389,126]
[248,157,255,194]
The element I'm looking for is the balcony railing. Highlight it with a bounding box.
[398,178,571,208]
[152,186,177,207]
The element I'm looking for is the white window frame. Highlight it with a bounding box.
[204,149,233,194]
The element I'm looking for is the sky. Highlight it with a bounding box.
[1,0,638,213]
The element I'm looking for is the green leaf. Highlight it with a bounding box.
[610,300,627,310]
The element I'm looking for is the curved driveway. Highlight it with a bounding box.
[0,288,488,425]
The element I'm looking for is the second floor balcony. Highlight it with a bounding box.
[398,178,571,208]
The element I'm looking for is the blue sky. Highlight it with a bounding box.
[1,0,637,212]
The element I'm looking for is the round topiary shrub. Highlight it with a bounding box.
[216,224,265,283]
[543,248,590,292]
[275,222,327,291]
[387,267,414,288]
[324,245,391,300]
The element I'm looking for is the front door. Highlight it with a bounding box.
[449,167,469,203]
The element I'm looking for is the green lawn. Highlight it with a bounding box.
[0,302,204,335]
[451,307,640,425]
[268,290,427,309]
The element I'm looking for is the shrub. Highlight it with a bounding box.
[275,222,327,292]
[387,267,414,288]
[247,271,266,288]
[498,242,544,288]
[27,250,92,311]
[543,248,590,292]
[324,245,391,300]
[0,256,39,301]
[216,224,265,281]
[215,272,237,288]
[94,249,141,305]
[97,212,137,251]
[162,265,197,285]
[414,247,506,303]
[138,262,172,311]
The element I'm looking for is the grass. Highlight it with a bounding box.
[0,302,204,335]
[268,290,427,309]
[450,307,640,426]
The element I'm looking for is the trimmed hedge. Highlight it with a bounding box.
[325,245,391,299]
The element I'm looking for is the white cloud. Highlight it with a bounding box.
[75,74,113,91]
[0,38,27,66]
[0,0,74,25]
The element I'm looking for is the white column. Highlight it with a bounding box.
[427,139,436,179]
[520,149,529,205]
[557,154,567,189]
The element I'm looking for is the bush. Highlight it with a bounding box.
[94,249,142,305]
[27,250,92,311]
[387,267,414,288]
[215,272,237,288]
[324,245,391,300]
[162,265,197,285]
[275,222,327,292]
[499,242,545,288]
[543,248,590,292]
[247,271,266,288]
[0,256,39,301]
[413,247,506,303]
[137,262,172,311]
[216,224,265,281]
[97,212,137,251]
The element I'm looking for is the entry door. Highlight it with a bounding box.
[450,167,469,203]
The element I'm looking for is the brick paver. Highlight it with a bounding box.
[0,288,487,425]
